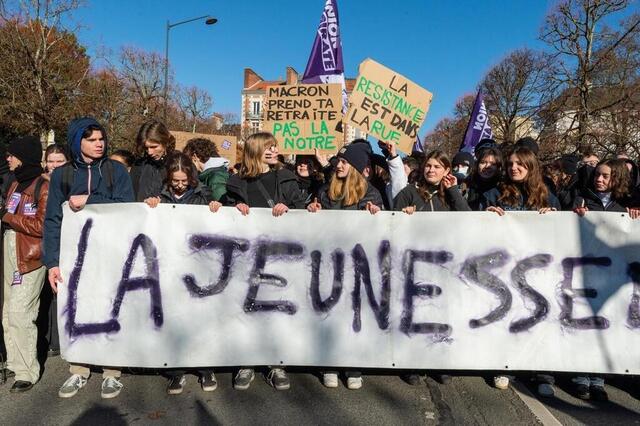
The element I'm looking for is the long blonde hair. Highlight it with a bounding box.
[240,132,279,178]
[328,164,368,207]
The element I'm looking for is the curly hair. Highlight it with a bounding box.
[135,120,175,158]
[594,159,630,200]
[498,147,550,209]
[183,138,220,163]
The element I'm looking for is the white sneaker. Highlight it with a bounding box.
[323,373,339,388]
[347,376,363,390]
[101,377,123,399]
[58,374,88,398]
[494,376,509,390]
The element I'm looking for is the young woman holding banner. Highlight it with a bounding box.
[570,158,639,400]
[392,150,469,385]
[480,147,561,214]
[465,147,503,211]
[144,152,221,395]
[307,142,383,390]
[481,146,559,393]
[223,132,305,391]
[394,150,471,213]
[144,152,219,210]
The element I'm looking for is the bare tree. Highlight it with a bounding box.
[116,46,165,118]
[541,0,640,151]
[177,85,213,133]
[481,48,558,143]
[0,0,88,136]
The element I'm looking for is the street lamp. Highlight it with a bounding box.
[164,15,217,121]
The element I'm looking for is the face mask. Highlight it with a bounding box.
[453,165,469,177]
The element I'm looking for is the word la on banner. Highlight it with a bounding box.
[59,204,640,374]
[346,58,433,153]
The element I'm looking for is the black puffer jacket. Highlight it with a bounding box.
[297,175,325,205]
[224,168,306,209]
[130,156,167,202]
[394,184,471,212]
[465,176,499,211]
[571,188,630,212]
[158,182,212,205]
[317,182,384,210]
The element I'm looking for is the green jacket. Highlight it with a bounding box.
[200,165,229,201]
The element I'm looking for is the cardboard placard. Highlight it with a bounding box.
[171,131,237,165]
[263,83,343,154]
[346,59,433,153]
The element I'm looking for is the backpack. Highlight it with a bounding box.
[59,159,115,200]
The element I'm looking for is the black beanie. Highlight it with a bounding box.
[8,136,43,166]
[474,138,497,156]
[338,143,370,175]
[452,151,475,168]
[560,154,580,175]
[516,137,539,155]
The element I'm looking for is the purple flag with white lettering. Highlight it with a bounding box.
[302,0,347,112]
[460,91,493,153]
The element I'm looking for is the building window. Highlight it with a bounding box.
[251,121,260,133]
[252,101,261,115]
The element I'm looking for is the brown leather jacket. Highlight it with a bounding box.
[3,177,49,274]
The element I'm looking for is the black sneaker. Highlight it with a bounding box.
[200,372,217,392]
[10,380,33,393]
[402,374,422,386]
[267,368,290,391]
[167,375,186,395]
[435,374,452,385]
[590,385,608,401]
[234,369,255,390]
[575,383,590,400]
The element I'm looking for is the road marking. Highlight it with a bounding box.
[512,381,563,426]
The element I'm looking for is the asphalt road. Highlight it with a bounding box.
[0,357,639,425]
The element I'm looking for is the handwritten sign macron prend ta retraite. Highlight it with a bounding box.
[263,83,343,154]
[346,59,433,153]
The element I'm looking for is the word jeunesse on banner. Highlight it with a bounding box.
[58,204,640,373]
[263,83,343,154]
[346,59,433,154]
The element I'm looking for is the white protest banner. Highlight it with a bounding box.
[59,204,640,374]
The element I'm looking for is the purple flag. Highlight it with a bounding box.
[412,134,424,153]
[460,91,493,153]
[302,0,347,112]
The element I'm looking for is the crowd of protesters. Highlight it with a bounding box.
[0,116,638,403]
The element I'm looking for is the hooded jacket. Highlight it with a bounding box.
[42,117,134,269]
[199,157,229,202]
[224,168,305,209]
[394,184,471,212]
